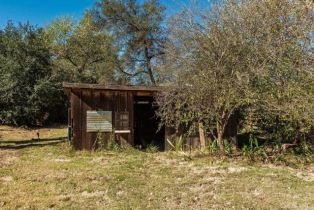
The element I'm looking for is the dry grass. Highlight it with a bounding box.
[0,126,313,209]
[0,125,67,141]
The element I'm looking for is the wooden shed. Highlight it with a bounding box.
[63,82,167,150]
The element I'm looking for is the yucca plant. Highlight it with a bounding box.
[208,139,219,154]
[241,135,260,158]
[224,139,232,155]
[166,135,184,152]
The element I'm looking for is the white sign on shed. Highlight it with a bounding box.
[87,111,112,132]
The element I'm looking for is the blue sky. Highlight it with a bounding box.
[0,0,210,29]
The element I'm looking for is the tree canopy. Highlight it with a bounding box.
[156,0,314,152]
[93,0,166,85]
[0,22,66,125]
[45,13,118,84]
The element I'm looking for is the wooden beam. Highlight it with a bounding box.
[63,82,163,92]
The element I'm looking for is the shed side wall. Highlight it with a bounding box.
[71,89,137,150]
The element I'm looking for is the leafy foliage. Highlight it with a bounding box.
[93,0,166,85]
[0,22,66,125]
[157,0,314,153]
[45,13,118,84]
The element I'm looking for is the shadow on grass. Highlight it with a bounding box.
[0,137,67,150]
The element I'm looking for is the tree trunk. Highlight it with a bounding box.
[216,121,225,154]
[198,122,206,149]
[144,46,156,85]
[225,111,240,150]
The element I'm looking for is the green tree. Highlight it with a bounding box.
[45,13,118,84]
[236,0,314,144]
[157,0,314,152]
[93,0,166,85]
[0,22,66,126]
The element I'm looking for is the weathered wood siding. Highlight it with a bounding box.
[69,88,156,150]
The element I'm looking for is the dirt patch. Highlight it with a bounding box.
[1,176,14,182]
[228,166,248,173]
[0,150,18,167]
[296,170,314,182]
[53,158,71,163]
[190,165,248,175]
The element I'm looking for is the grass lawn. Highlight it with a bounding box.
[0,126,313,209]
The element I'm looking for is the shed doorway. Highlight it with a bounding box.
[134,96,165,150]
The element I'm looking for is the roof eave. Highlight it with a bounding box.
[62,82,163,92]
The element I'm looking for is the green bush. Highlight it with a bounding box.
[0,22,67,126]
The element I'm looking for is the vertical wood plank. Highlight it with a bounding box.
[129,92,134,146]
[71,90,82,150]
[93,90,101,110]
[81,90,93,150]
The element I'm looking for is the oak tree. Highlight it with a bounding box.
[93,0,166,85]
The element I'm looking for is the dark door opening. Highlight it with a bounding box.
[134,96,165,150]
